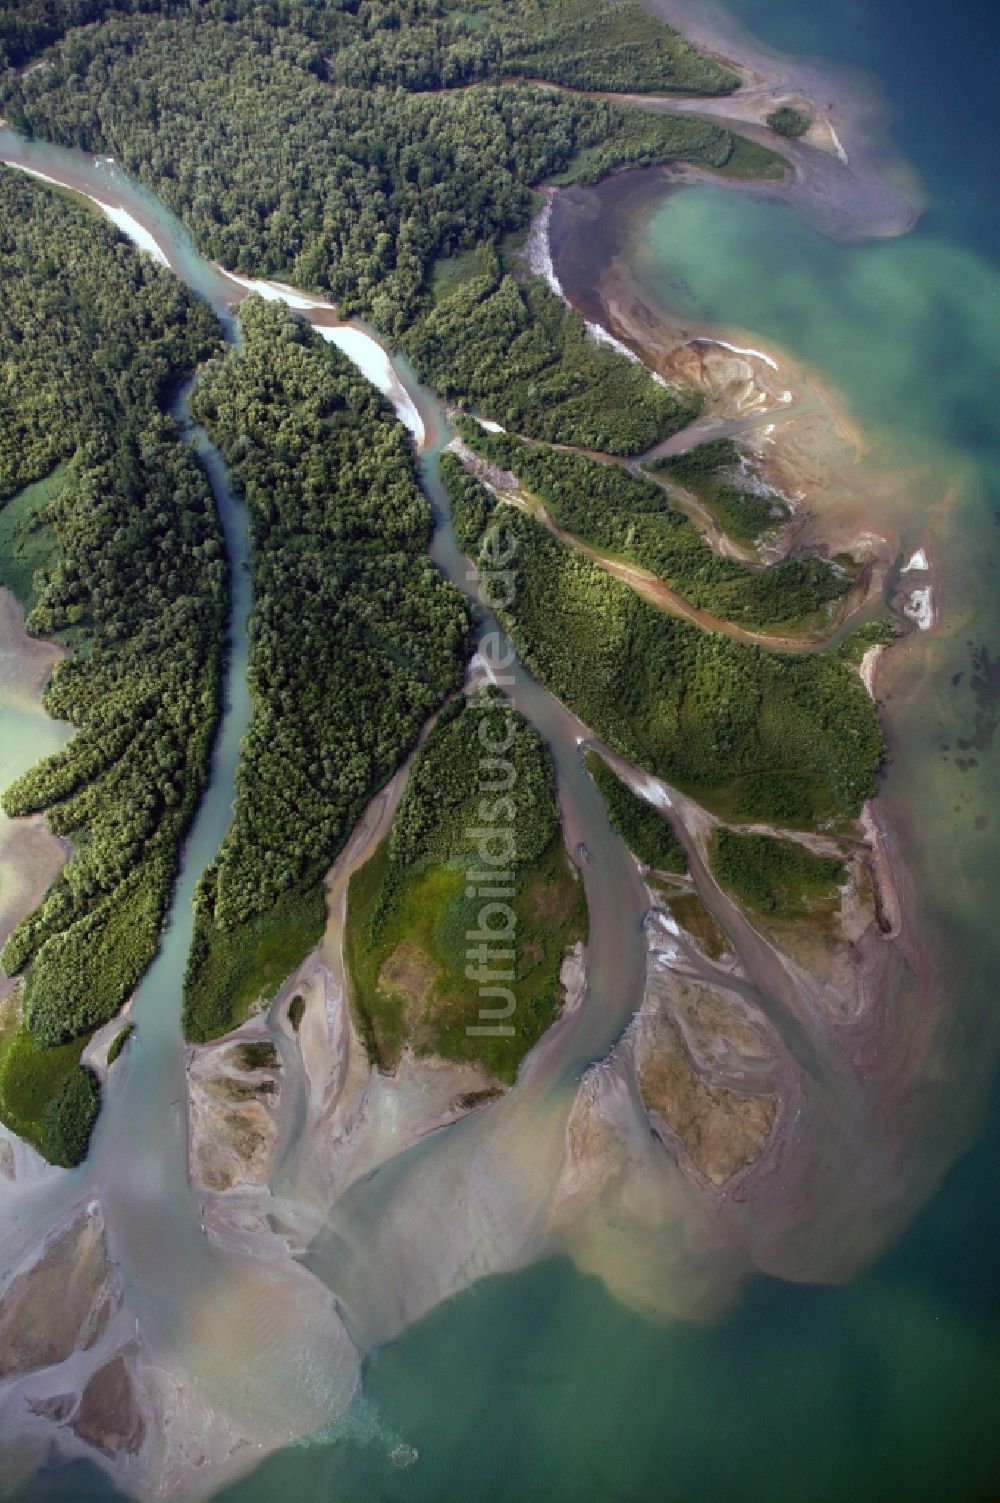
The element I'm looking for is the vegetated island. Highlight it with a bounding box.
[345,688,586,1085]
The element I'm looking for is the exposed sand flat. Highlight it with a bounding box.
[708,337,780,371]
[188,1029,284,1193]
[219,270,333,311]
[636,1010,778,1188]
[95,203,168,265]
[0,816,65,977]
[0,586,63,705]
[860,642,884,697]
[0,1205,119,1381]
[0,1200,351,1501]
[902,584,934,630]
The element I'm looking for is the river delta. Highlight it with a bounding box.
[0,1,998,1500]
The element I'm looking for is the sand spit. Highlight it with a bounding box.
[860,642,884,697]
[632,0,923,240]
[95,204,168,266]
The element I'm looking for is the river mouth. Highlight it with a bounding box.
[1,0,999,1489]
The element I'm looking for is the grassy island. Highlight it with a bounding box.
[345,689,586,1083]
[645,438,791,547]
[709,827,845,915]
[767,106,811,139]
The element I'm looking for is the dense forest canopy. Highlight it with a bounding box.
[0,2,744,336]
[481,506,882,823]
[0,169,224,1157]
[0,0,738,93]
[183,298,470,1040]
[408,250,699,453]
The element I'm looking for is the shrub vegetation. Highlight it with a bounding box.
[462,426,848,629]
[584,750,687,873]
[709,826,844,914]
[646,438,791,547]
[767,106,810,139]
[1,3,754,343]
[484,507,883,824]
[345,689,586,1082]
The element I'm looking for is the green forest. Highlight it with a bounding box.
[584,750,687,874]
[0,0,883,1169]
[409,250,699,453]
[482,506,883,824]
[0,0,737,93]
[709,826,845,915]
[440,451,500,555]
[646,437,791,547]
[183,299,471,1041]
[0,2,752,341]
[345,688,586,1083]
[0,169,224,1159]
[461,425,850,629]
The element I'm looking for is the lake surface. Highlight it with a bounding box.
[3,0,1000,1496]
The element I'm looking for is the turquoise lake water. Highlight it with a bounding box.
[6,0,1000,1498]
